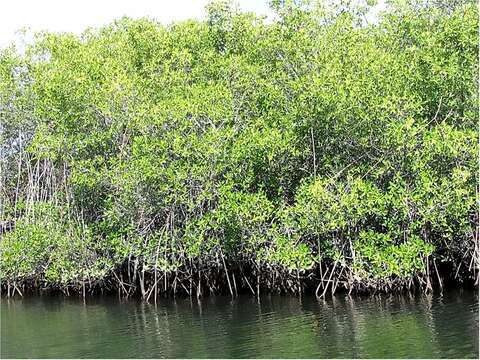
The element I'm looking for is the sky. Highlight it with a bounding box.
[0,0,273,48]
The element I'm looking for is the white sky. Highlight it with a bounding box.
[0,0,273,48]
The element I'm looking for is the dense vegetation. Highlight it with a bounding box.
[0,0,478,299]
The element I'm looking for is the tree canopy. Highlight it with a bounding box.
[0,0,478,298]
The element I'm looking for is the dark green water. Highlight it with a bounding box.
[1,290,478,358]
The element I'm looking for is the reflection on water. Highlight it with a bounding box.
[1,290,478,358]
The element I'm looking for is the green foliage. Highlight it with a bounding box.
[0,204,112,286]
[0,0,477,295]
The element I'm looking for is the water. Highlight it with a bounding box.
[1,290,478,358]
